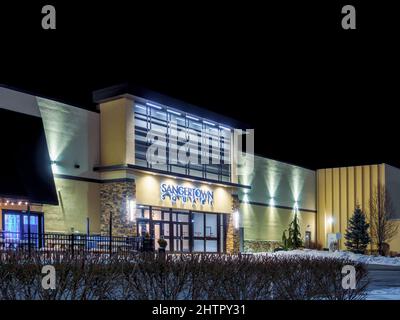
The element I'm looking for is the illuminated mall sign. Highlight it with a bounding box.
[160,183,214,205]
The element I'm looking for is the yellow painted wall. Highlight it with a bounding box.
[241,203,316,243]
[317,164,386,249]
[135,172,233,214]
[42,178,101,234]
[99,97,135,166]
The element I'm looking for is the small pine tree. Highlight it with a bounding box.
[288,211,303,249]
[345,206,371,254]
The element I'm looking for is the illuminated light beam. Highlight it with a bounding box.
[186,115,199,121]
[167,109,181,116]
[203,120,215,126]
[146,102,163,109]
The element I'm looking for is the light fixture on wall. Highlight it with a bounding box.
[269,197,275,207]
[50,160,58,172]
[327,216,334,225]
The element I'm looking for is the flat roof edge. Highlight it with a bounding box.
[93,83,249,129]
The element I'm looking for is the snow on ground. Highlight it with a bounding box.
[255,249,400,266]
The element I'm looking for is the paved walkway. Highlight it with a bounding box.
[367,264,400,291]
[365,265,400,299]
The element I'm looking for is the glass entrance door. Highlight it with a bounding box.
[172,222,190,252]
[2,210,44,245]
[135,206,225,253]
[171,211,190,252]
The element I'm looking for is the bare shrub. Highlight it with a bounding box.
[0,251,368,300]
[369,185,399,256]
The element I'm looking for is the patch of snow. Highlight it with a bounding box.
[254,249,400,266]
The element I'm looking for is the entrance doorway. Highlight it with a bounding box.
[2,210,44,245]
[136,206,224,253]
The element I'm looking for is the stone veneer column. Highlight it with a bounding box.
[100,180,137,237]
[226,194,240,254]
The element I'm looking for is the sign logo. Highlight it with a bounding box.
[160,183,214,205]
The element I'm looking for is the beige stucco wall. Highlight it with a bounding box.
[99,97,135,166]
[241,203,316,243]
[42,178,101,234]
[135,172,233,214]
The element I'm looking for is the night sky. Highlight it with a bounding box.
[1,1,399,170]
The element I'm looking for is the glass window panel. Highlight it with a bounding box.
[177,214,189,222]
[171,165,186,175]
[206,214,217,238]
[188,169,203,178]
[135,104,147,115]
[152,163,168,171]
[151,108,167,120]
[135,208,144,219]
[193,240,204,252]
[135,118,148,129]
[175,239,181,251]
[152,210,162,220]
[135,158,148,167]
[193,213,204,237]
[138,222,150,236]
[23,215,39,234]
[154,224,161,249]
[182,239,190,252]
[206,172,219,180]
[163,223,170,236]
[206,240,218,252]
[151,122,168,134]
[4,213,20,236]
[188,119,202,130]
[143,209,150,219]
[182,225,189,237]
[174,224,181,237]
[163,212,170,221]
[220,215,225,252]
[135,103,232,182]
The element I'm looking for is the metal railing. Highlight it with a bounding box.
[0,231,144,256]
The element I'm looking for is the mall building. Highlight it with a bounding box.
[1,84,400,253]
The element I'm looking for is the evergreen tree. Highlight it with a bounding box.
[288,211,303,249]
[345,206,371,254]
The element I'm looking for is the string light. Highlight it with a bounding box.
[0,199,29,206]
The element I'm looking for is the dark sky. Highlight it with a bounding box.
[1,1,399,170]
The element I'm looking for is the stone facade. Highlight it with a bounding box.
[226,194,240,254]
[100,180,137,237]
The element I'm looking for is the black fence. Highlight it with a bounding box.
[0,231,149,256]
